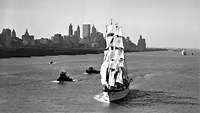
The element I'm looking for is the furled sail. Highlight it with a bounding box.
[100,22,128,89]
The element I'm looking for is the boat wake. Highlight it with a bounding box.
[83,72,88,75]
[110,89,199,107]
[50,79,76,83]
[51,80,59,83]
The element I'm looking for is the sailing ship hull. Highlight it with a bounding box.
[94,87,129,103]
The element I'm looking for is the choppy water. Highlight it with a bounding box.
[0,51,199,113]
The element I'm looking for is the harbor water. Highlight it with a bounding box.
[0,51,199,113]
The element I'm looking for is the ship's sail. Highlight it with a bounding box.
[100,22,128,89]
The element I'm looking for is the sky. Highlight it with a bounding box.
[0,0,200,48]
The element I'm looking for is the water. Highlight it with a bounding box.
[0,51,199,113]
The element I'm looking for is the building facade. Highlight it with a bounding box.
[137,35,146,50]
[82,24,91,38]
[11,29,16,38]
[22,29,35,46]
[51,34,63,44]
[68,24,73,37]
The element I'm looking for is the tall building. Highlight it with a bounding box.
[1,28,12,47]
[90,25,97,42]
[73,25,81,45]
[24,29,29,36]
[80,24,91,47]
[82,24,91,39]
[0,28,22,48]
[22,29,35,46]
[76,25,80,38]
[11,29,22,48]
[91,24,97,34]
[11,29,16,38]
[74,25,80,38]
[69,24,73,37]
[137,35,146,50]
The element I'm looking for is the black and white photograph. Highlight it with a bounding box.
[0,0,199,113]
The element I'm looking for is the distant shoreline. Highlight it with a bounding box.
[0,48,168,59]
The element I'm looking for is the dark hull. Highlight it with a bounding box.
[94,87,129,103]
[57,77,73,82]
[86,70,100,74]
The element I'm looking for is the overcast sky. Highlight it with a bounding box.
[0,0,199,48]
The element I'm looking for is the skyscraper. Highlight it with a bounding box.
[69,24,73,37]
[72,25,81,46]
[22,29,35,46]
[137,35,146,50]
[90,25,97,43]
[76,25,80,38]
[11,29,16,38]
[91,24,97,34]
[82,24,90,39]
[2,28,12,47]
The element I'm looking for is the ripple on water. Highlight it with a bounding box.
[0,74,17,78]
[0,98,7,104]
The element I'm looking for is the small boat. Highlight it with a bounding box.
[94,20,131,103]
[86,67,100,74]
[56,72,75,83]
[181,49,187,56]
[49,60,55,64]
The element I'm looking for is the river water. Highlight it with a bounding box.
[0,51,199,113]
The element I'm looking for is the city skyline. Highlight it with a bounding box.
[0,0,199,49]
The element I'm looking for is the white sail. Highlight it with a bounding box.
[115,67,123,84]
[105,24,115,49]
[100,22,127,88]
[100,61,109,86]
[106,24,115,35]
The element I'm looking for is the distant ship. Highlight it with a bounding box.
[181,49,187,56]
[94,20,132,103]
[86,67,100,74]
[49,60,56,64]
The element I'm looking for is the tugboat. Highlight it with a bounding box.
[86,67,100,74]
[94,20,132,103]
[49,60,56,64]
[49,60,54,64]
[57,71,75,84]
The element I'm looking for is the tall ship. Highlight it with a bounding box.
[94,21,131,103]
